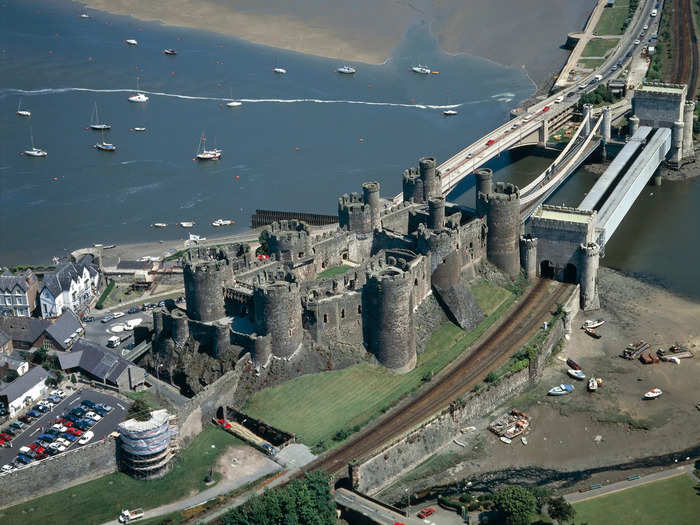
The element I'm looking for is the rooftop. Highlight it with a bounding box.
[0,366,49,403]
[533,206,594,224]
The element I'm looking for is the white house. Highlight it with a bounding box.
[40,256,100,319]
[0,366,49,416]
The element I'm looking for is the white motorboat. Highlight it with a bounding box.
[548,384,574,396]
[226,101,242,107]
[94,141,116,151]
[89,102,111,130]
[125,39,138,46]
[443,109,458,116]
[588,378,598,392]
[133,127,146,132]
[195,133,222,161]
[521,436,528,445]
[273,67,287,74]
[79,13,90,19]
[567,369,586,380]
[500,436,512,445]
[16,99,31,117]
[644,388,662,399]
[336,65,356,74]
[163,48,177,56]
[153,223,167,228]
[179,221,195,228]
[411,65,431,74]
[212,219,232,227]
[23,128,46,157]
[128,77,148,102]
[583,319,606,329]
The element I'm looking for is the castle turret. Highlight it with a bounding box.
[253,281,303,358]
[362,181,382,231]
[364,267,416,373]
[170,309,190,344]
[428,196,446,230]
[480,182,521,278]
[683,101,695,160]
[629,115,640,135]
[212,322,231,358]
[402,168,423,203]
[579,242,600,311]
[520,235,538,281]
[338,193,372,233]
[419,156,440,201]
[184,259,227,322]
[252,334,272,367]
[602,106,612,142]
[261,220,312,264]
[475,168,493,217]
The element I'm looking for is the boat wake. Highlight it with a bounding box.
[1,87,465,110]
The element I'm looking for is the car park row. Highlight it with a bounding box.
[82,297,184,324]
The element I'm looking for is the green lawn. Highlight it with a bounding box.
[594,0,631,35]
[471,281,512,315]
[246,284,516,451]
[578,58,606,69]
[0,426,243,525]
[573,474,700,525]
[125,389,165,410]
[316,264,352,279]
[582,37,620,58]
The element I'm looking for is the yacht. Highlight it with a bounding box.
[133,127,146,132]
[23,128,46,157]
[411,65,431,74]
[212,219,232,226]
[89,102,111,130]
[163,48,177,55]
[179,221,195,228]
[336,65,356,74]
[643,388,662,400]
[153,223,167,228]
[79,13,90,19]
[443,109,458,116]
[195,133,222,161]
[94,141,116,152]
[125,39,138,46]
[273,67,287,74]
[128,78,149,102]
[226,100,242,107]
[16,99,31,117]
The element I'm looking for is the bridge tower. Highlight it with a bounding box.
[479,182,521,278]
[538,119,549,146]
[582,104,593,135]
[683,101,695,160]
[671,119,684,165]
[579,242,600,311]
[629,115,640,135]
[519,235,538,281]
[362,181,382,231]
[475,168,493,218]
[602,106,612,142]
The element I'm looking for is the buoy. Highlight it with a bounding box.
[138,28,142,32]
[135,65,139,69]
[129,128,134,132]
[55,33,59,37]
[88,56,93,61]
[359,138,364,142]
[52,177,57,181]
[232,221,236,224]
[19,152,24,156]
[368,84,372,88]
[84,126,89,131]
[432,71,439,75]
[409,98,414,102]
[48,50,53,54]
[177,37,181,41]
[295,147,300,151]
[192,158,195,161]
[235,175,239,179]
[171,71,175,76]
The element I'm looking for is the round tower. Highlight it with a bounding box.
[485,182,521,278]
[419,156,440,201]
[629,115,640,135]
[362,181,382,231]
[475,168,493,217]
[402,168,423,203]
[579,242,600,311]
[170,309,190,344]
[252,334,272,367]
[428,196,446,230]
[582,104,593,135]
[365,268,416,373]
[671,119,684,165]
[253,281,303,358]
[602,106,612,142]
[683,101,695,160]
[212,322,231,358]
[519,235,538,281]
[184,259,226,322]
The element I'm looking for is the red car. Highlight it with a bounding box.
[29,443,39,451]
[543,105,551,111]
[0,433,12,441]
[35,446,45,455]
[485,139,496,146]
[68,427,83,436]
[417,508,435,519]
[0,439,5,446]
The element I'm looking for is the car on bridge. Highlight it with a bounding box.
[486,139,496,146]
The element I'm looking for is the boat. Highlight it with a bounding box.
[23,128,47,157]
[16,99,31,117]
[212,219,232,227]
[153,223,167,228]
[163,48,177,55]
[79,13,90,19]
[521,436,528,445]
[125,39,138,46]
[411,65,431,74]
[584,327,601,339]
[644,388,662,399]
[567,369,586,380]
[94,141,116,151]
[443,109,458,116]
[103,244,116,249]
[133,127,146,132]
[89,102,111,130]
[583,319,605,329]
[179,221,195,228]
[128,78,149,103]
[226,100,242,107]
[548,384,574,396]
[588,378,598,392]
[336,65,356,74]
[195,133,222,161]
[273,67,287,74]
[499,436,512,445]
[566,358,581,370]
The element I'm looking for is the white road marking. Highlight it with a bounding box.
[117,403,125,410]
[30,428,39,436]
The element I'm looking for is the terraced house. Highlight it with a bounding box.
[39,255,100,319]
[0,269,39,317]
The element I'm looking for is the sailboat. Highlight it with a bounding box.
[89,102,111,130]
[226,88,242,107]
[16,99,31,117]
[128,78,149,103]
[273,67,287,74]
[23,127,47,157]
[411,65,431,75]
[94,129,116,152]
[195,133,221,161]
[336,65,356,74]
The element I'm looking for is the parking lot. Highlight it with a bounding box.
[0,388,127,470]
[83,308,154,351]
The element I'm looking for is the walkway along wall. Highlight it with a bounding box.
[350,310,568,495]
[0,437,117,509]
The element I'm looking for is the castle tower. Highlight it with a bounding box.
[582,104,593,135]
[261,220,312,263]
[519,235,538,281]
[183,259,227,322]
[338,193,372,233]
[170,309,190,344]
[683,101,695,160]
[252,334,272,367]
[481,182,521,278]
[364,267,416,373]
[402,168,423,203]
[212,322,231,358]
[629,115,640,135]
[579,242,600,311]
[475,168,493,217]
[253,281,303,358]
[602,106,612,142]
[671,119,684,165]
[153,309,164,336]
[419,156,440,201]
[428,196,446,230]
[362,181,382,231]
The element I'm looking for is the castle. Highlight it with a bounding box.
[150,157,570,395]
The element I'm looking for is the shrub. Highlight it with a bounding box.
[485,371,500,383]
[95,279,115,310]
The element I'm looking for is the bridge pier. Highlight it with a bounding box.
[683,101,695,161]
[602,106,612,142]
[538,119,549,146]
[671,120,684,166]
[629,115,640,135]
[583,104,593,135]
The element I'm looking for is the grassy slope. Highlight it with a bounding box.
[595,0,631,35]
[246,282,514,450]
[573,474,700,525]
[316,265,352,279]
[1,426,243,525]
[582,37,620,57]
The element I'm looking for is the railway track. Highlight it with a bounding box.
[301,279,574,478]
[673,0,699,96]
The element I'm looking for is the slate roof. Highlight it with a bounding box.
[0,329,9,348]
[0,270,31,293]
[44,310,83,351]
[59,339,134,385]
[0,366,49,403]
[0,316,50,346]
[42,262,80,298]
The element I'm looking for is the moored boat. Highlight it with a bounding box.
[443,109,458,116]
[133,127,146,132]
[588,378,598,392]
[411,65,431,74]
[548,384,574,396]
[500,436,512,445]
[163,48,177,55]
[567,369,586,380]
[79,13,90,19]
[583,319,605,329]
[179,221,195,228]
[566,358,581,370]
[273,67,287,74]
[89,102,111,130]
[153,223,167,228]
[336,65,356,74]
[584,327,601,339]
[23,128,46,157]
[212,219,232,227]
[226,101,242,107]
[128,77,148,102]
[195,133,222,161]
[94,141,116,151]
[125,39,138,46]
[644,388,662,399]
[16,99,31,117]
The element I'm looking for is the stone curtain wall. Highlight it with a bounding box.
[0,438,117,509]
[352,317,566,494]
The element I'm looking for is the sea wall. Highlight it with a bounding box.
[351,316,566,494]
[0,437,117,509]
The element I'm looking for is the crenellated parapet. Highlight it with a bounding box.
[260,220,312,265]
[479,182,521,277]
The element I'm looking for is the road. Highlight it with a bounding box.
[0,388,127,469]
[335,488,424,525]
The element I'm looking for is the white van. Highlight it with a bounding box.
[107,336,122,348]
[651,9,657,17]
[523,114,534,122]
[554,95,564,103]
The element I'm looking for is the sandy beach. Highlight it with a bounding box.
[78,0,596,83]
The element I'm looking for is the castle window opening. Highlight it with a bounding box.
[298,252,304,258]
[357,304,362,314]
[341,309,345,319]
[414,278,418,286]
[323,313,328,323]
[342,252,348,260]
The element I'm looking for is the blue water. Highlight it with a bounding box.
[0,0,533,264]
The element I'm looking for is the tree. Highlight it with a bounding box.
[548,496,576,523]
[127,399,152,421]
[70,373,77,384]
[32,347,48,364]
[493,485,537,525]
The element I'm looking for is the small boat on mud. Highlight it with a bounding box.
[568,369,586,380]
[584,327,601,339]
[548,384,574,396]
[583,319,605,329]
[500,436,512,445]
[521,436,528,445]
[588,378,598,392]
[566,358,581,370]
[644,388,662,400]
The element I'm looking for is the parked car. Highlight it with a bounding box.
[61,433,77,442]
[50,442,67,452]
[417,508,436,519]
[1,464,13,473]
[127,307,140,314]
[27,410,41,418]
[101,314,115,323]
[50,389,65,398]
[16,455,31,464]
[82,400,97,409]
[35,404,49,413]
[83,316,95,323]
[13,419,27,427]
[78,431,94,445]
[86,411,102,422]
[113,312,125,319]
[485,139,496,146]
